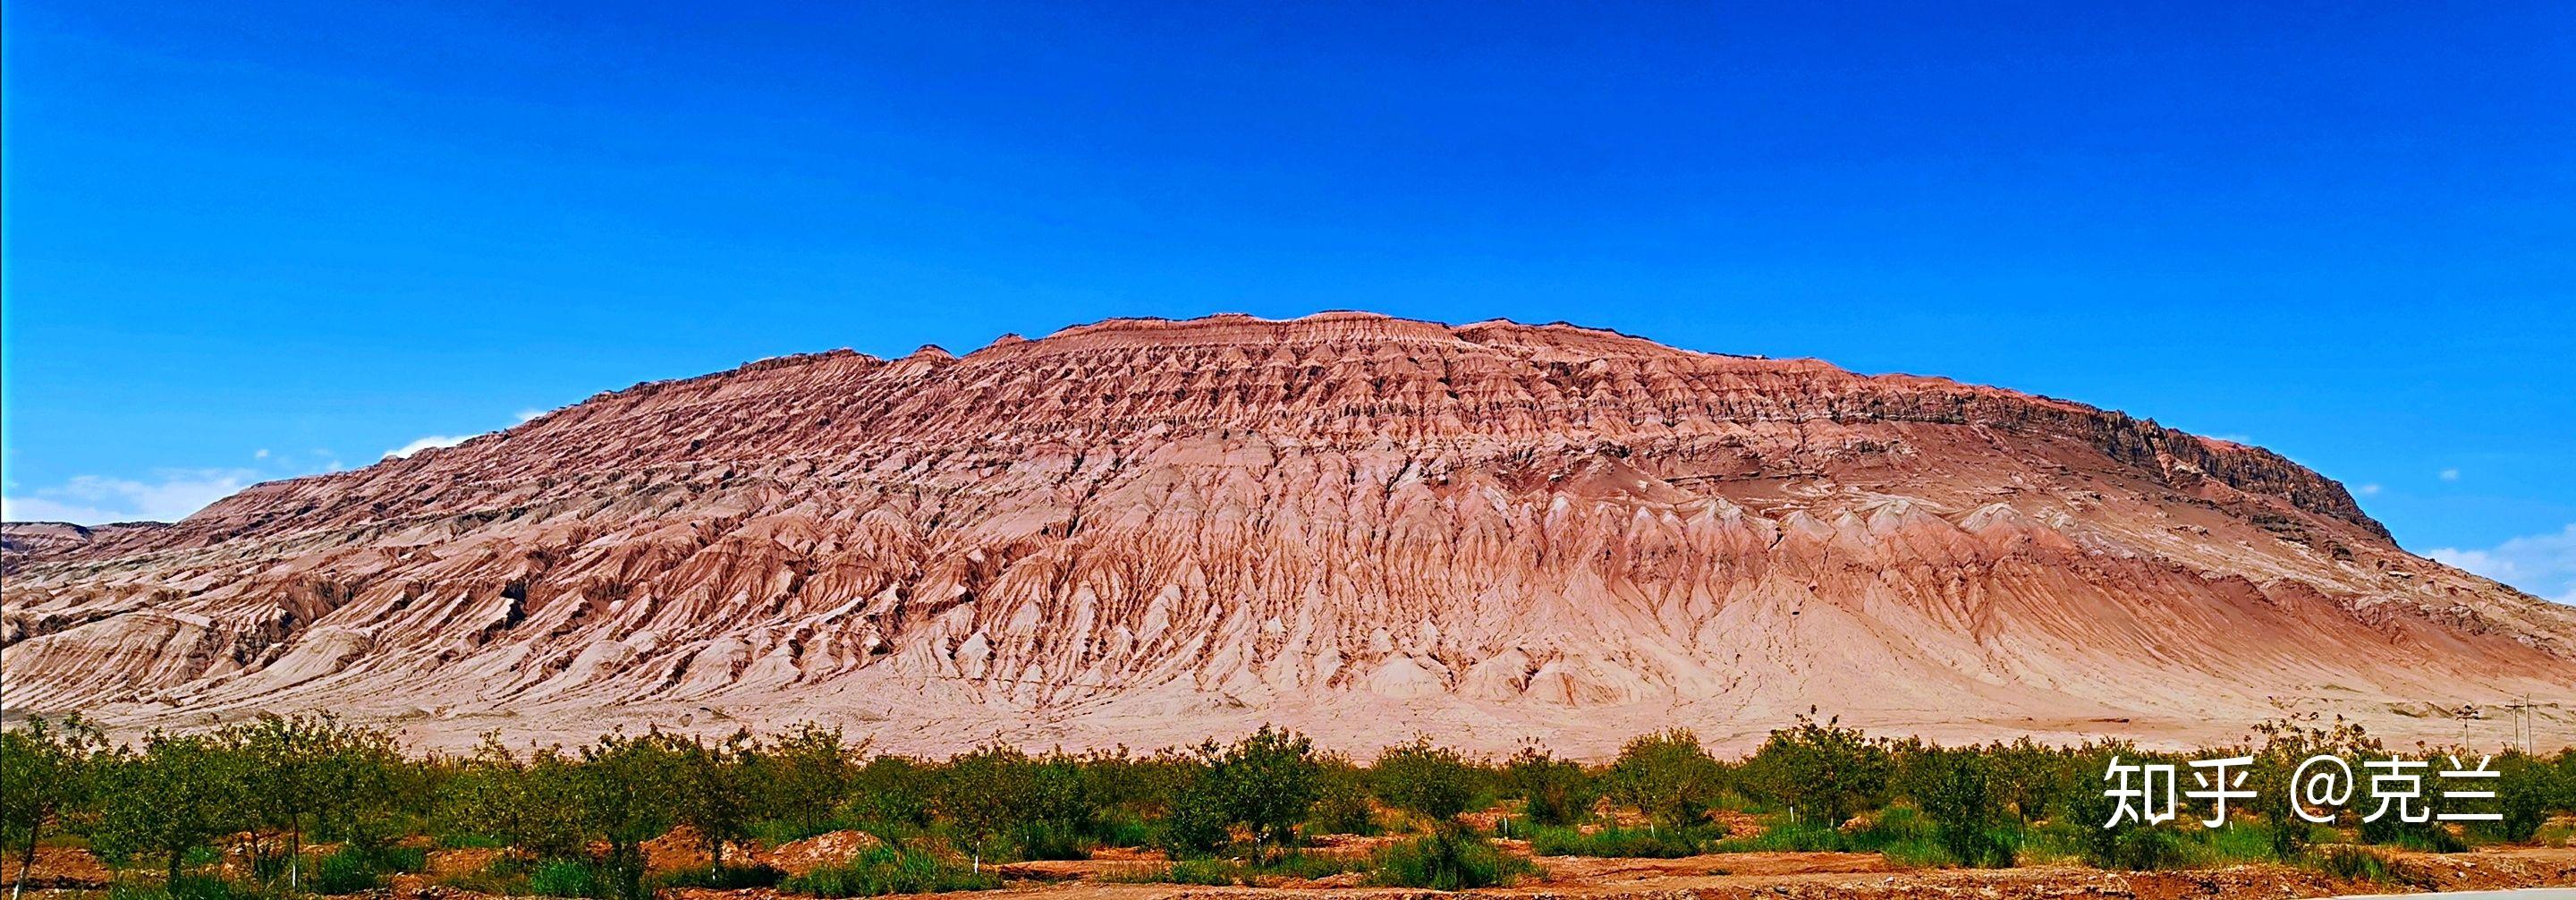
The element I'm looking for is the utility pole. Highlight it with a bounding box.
[2499,696,2564,755]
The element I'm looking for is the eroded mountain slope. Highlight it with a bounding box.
[4,312,2568,755]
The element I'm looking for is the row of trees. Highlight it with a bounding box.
[6,711,2572,899]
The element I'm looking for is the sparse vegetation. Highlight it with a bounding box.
[781,845,997,897]
[1529,824,1709,857]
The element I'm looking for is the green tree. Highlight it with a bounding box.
[1309,757,1379,836]
[1602,729,1722,828]
[2,716,106,900]
[1208,726,1320,851]
[91,732,246,887]
[1158,726,1324,856]
[1504,743,1595,828]
[1744,714,1890,827]
[756,723,860,836]
[1372,738,1480,823]
[224,712,404,889]
[666,730,763,870]
[2243,714,2379,831]
[1900,747,2014,868]
[842,755,933,830]
[438,736,589,862]
[936,744,1034,870]
[573,731,686,899]
[1982,737,2060,825]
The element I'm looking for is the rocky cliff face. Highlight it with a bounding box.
[5,312,2569,755]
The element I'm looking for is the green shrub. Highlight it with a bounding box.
[1095,811,1156,848]
[1156,782,1232,857]
[999,820,1089,862]
[1741,715,1890,828]
[1602,730,1724,828]
[779,845,1000,897]
[2266,819,2315,861]
[2469,751,2561,845]
[1368,831,1535,890]
[1157,726,1323,854]
[1527,825,1706,858]
[1372,739,1483,822]
[1505,745,1597,828]
[1308,764,1378,836]
[2106,827,2188,871]
[1902,749,2014,868]
[841,757,935,830]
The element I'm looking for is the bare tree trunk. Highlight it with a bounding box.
[14,841,37,900]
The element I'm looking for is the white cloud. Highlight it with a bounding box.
[2356,483,2382,497]
[1,469,259,524]
[2439,468,2461,481]
[253,448,270,459]
[384,435,471,459]
[2428,523,2576,605]
[515,408,546,423]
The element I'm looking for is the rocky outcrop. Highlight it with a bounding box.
[4,312,2569,756]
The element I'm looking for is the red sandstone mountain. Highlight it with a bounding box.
[4,312,2569,756]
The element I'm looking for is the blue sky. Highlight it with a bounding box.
[4,1,2571,601]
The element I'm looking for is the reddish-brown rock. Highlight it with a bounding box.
[4,312,2569,755]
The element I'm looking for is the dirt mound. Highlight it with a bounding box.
[759,831,884,875]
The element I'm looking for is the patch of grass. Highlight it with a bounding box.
[2309,845,2433,887]
[996,820,1091,862]
[2199,821,2287,864]
[1099,851,1368,886]
[778,846,1001,897]
[432,855,533,896]
[1711,807,1942,855]
[2106,827,2190,871]
[106,874,261,900]
[1527,825,1709,858]
[525,859,606,898]
[649,863,785,890]
[1876,836,1949,868]
[314,844,430,894]
[1095,812,1155,849]
[1101,859,1239,887]
[2373,825,2470,853]
[1710,820,1847,853]
[1368,831,1537,890]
